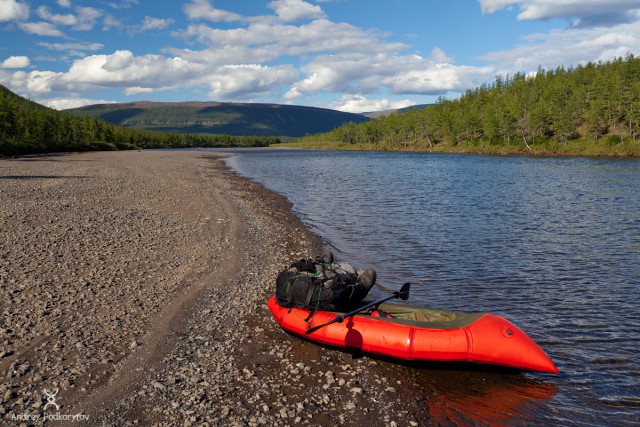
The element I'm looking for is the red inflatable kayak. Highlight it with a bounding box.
[267,296,558,373]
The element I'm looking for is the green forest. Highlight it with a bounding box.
[295,55,640,157]
[0,85,278,156]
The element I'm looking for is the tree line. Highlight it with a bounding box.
[0,85,279,156]
[299,55,640,156]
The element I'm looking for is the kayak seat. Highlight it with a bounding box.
[372,302,486,329]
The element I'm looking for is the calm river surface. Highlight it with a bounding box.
[218,149,639,426]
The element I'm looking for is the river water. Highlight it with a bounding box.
[217,148,639,426]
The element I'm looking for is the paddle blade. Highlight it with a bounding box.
[398,282,410,300]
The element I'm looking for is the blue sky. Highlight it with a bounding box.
[1,0,639,112]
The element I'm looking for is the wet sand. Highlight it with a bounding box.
[0,151,422,426]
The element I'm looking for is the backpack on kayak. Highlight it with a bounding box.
[275,251,376,311]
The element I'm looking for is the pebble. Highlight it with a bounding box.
[0,151,420,427]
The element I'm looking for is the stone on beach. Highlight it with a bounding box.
[0,150,420,426]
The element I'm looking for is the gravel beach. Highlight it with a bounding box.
[1,151,424,426]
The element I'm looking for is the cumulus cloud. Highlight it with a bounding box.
[7,47,300,102]
[0,0,29,21]
[205,64,298,99]
[38,41,104,53]
[478,0,640,27]
[37,5,77,26]
[183,0,244,22]
[171,4,488,107]
[58,50,204,92]
[172,19,405,67]
[331,95,415,113]
[10,70,62,94]
[1,56,30,68]
[43,97,115,110]
[6,51,177,94]
[482,22,640,71]
[106,0,139,9]
[102,15,123,31]
[19,22,65,37]
[140,16,175,31]
[29,4,101,33]
[73,6,101,30]
[267,0,326,22]
[286,51,495,100]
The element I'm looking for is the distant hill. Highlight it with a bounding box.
[361,104,432,119]
[0,85,278,156]
[66,101,370,138]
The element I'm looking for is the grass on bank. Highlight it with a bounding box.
[272,136,640,158]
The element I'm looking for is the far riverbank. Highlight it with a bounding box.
[273,137,640,157]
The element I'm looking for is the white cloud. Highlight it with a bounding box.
[102,15,123,31]
[431,47,453,63]
[286,52,495,100]
[267,0,326,22]
[18,70,62,93]
[38,41,104,53]
[123,87,155,95]
[0,0,29,21]
[37,5,77,26]
[73,6,101,30]
[479,0,519,14]
[1,55,30,68]
[19,22,65,37]
[183,0,244,22]
[43,97,115,110]
[205,64,298,99]
[60,51,203,91]
[6,46,299,102]
[6,51,187,95]
[106,0,138,9]
[34,4,101,31]
[386,61,496,95]
[140,16,175,31]
[183,0,325,24]
[172,19,405,67]
[482,22,640,72]
[57,0,71,8]
[331,95,415,113]
[478,0,640,27]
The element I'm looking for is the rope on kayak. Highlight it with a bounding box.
[303,265,329,324]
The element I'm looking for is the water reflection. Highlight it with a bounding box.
[413,370,557,426]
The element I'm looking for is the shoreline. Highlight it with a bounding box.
[272,140,640,158]
[1,150,423,426]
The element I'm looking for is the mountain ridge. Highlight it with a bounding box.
[0,85,278,156]
[67,101,370,138]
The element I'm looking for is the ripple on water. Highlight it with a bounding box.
[222,149,640,427]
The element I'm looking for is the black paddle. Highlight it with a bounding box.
[305,282,410,335]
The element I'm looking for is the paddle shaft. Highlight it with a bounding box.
[305,283,410,335]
